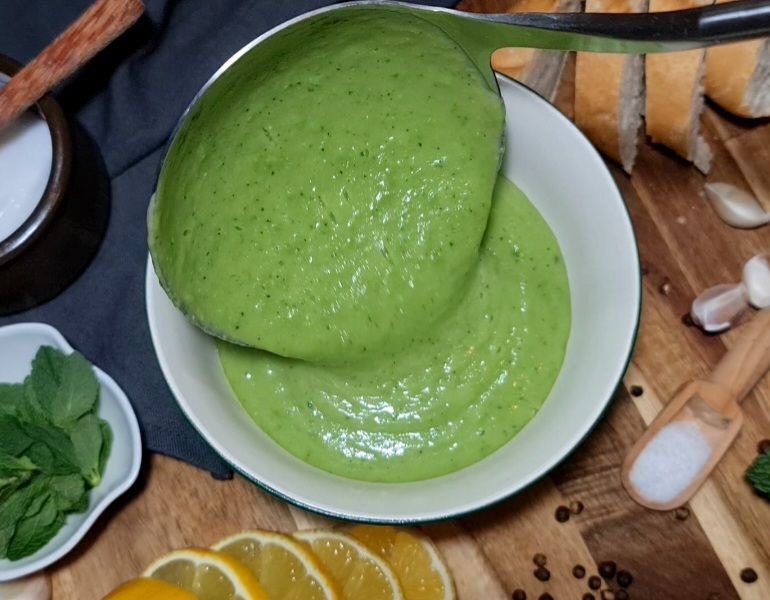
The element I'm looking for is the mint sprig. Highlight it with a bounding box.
[747,450,770,497]
[0,346,113,561]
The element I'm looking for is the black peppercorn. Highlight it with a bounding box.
[681,313,695,327]
[598,561,617,580]
[534,566,551,582]
[629,385,643,397]
[533,553,547,567]
[512,590,527,600]
[588,576,602,590]
[555,505,570,523]
[674,507,690,521]
[740,568,758,583]
[569,500,585,514]
[538,594,553,600]
[573,565,586,579]
[616,570,633,588]
[758,439,770,455]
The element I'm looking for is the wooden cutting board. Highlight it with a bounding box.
[51,27,770,600]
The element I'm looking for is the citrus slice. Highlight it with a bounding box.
[294,530,404,600]
[213,529,340,600]
[143,548,268,600]
[105,578,198,600]
[350,525,456,600]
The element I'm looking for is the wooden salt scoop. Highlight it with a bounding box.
[622,308,770,511]
[0,0,144,132]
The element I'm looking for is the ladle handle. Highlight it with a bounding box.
[707,309,770,403]
[0,0,144,131]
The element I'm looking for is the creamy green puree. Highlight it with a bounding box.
[150,10,571,482]
[219,178,570,482]
[150,11,504,363]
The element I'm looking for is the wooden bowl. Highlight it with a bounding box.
[0,53,71,265]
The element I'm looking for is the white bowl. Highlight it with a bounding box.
[0,323,142,581]
[146,75,640,522]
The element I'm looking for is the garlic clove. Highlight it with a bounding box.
[705,183,770,229]
[743,253,770,309]
[0,574,50,600]
[691,283,749,333]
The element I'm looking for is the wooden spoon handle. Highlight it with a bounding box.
[707,308,770,403]
[0,0,144,131]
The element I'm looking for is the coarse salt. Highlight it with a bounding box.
[629,420,712,505]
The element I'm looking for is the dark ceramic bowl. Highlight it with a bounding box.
[0,53,71,266]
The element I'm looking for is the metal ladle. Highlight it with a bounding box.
[180,0,770,105]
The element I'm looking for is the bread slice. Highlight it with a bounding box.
[706,0,770,118]
[646,0,713,174]
[458,0,580,101]
[574,0,648,174]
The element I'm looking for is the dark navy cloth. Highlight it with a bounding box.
[0,1,456,477]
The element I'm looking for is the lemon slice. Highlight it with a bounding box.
[350,525,456,600]
[294,530,404,600]
[143,548,268,600]
[105,578,198,600]
[213,529,340,600]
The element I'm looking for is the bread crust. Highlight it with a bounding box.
[706,38,769,118]
[574,0,647,172]
[646,0,713,172]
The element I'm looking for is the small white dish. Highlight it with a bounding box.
[145,73,640,523]
[0,323,142,582]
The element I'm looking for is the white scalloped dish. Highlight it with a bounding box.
[0,323,142,582]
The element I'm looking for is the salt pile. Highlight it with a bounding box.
[629,421,712,505]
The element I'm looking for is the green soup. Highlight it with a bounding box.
[149,11,505,364]
[219,177,569,482]
[150,10,571,482]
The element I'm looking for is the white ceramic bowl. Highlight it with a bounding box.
[146,75,640,522]
[0,323,142,581]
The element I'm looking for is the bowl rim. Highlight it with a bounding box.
[0,322,143,581]
[145,68,641,522]
[0,53,72,267]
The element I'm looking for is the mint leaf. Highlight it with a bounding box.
[6,494,62,561]
[0,383,23,417]
[70,414,103,486]
[28,347,99,430]
[0,416,32,457]
[98,420,113,476]
[49,475,87,513]
[747,451,770,496]
[0,454,37,475]
[21,423,80,475]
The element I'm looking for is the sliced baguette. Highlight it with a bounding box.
[574,0,648,174]
[646,0,713,174]
[459,0,579,101]
[706,0,770,118]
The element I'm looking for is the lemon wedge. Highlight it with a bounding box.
[143,548,268,600]
[104,578,198,600]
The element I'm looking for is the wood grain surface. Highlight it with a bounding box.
[50,22,770,600]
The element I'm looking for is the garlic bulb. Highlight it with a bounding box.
[0,574,50,600]
[705,183,770,229]
[690,253,770,332]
